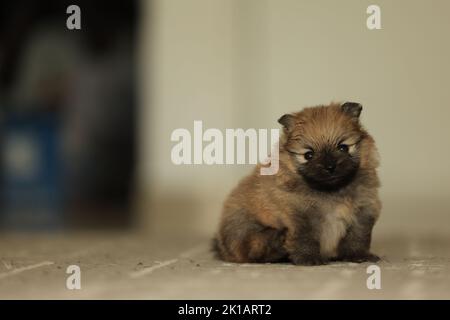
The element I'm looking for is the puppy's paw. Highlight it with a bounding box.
[291,254,327,266]
[365,253,381,262]
[342,253,380,263]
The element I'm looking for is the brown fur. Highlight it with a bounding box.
[214,102,381,265]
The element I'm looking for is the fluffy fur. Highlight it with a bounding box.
[214,102,381,265]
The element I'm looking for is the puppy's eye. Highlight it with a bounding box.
[304,151,314,160]
[338,144,349,153]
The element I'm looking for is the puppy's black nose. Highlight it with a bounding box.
[324,162,336,173]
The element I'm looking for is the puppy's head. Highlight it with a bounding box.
[279,102,372,192]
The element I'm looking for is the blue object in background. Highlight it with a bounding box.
[0,113,64,231]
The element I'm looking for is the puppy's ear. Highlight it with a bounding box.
[341,102,362,119]
[278,114,296,132]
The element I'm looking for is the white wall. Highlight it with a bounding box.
[138,0,450,237]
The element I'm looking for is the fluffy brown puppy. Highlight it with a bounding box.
[214,102,381,265]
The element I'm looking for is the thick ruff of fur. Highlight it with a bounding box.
[214,102,381,265]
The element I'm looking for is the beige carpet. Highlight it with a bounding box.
[0,232,449,299]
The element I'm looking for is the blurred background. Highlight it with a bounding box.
[0,0,137,230]
[1,0,450,240]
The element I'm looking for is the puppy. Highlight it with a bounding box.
[214,102,381,265]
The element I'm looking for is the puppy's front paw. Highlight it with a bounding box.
[291,254,327,266]
[365,253,381,262]
[342,253,380,263]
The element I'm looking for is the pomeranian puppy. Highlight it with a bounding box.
[214,102,381,265]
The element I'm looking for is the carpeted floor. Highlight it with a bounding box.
[0,232,449,299]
